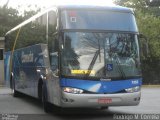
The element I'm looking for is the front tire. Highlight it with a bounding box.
[42,84,50,113]
[13,89,21,97]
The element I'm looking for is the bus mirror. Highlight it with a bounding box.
[53,69,59,77]
[138,34,149,58]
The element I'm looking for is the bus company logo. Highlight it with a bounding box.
[21,51,34,63]
[2,114,18,120]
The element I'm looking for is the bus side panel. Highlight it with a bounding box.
[13,44,47,98]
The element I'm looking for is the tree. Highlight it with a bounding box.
[149,0,160,6]
[0,6,39,36]
[2,0,10,8]
[114,0,150,9]
[0,5,41,54]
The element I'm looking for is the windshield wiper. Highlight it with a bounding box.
[113,54,126,79]
[85,50,99,77]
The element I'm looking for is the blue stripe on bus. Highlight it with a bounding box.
[60,78,142,93]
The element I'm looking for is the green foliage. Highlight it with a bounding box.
[23,8,41,20]
[0,7,21,36]
[149,0,160,7]
[114,0,150,10]
[0,6,39,52]
[0,6,38,36]
[136,11,160,59]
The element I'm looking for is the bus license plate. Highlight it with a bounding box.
[98,98,112,104]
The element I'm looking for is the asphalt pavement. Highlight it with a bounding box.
[0,87,160,120]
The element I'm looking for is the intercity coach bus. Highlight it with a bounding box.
[5,5,142,112]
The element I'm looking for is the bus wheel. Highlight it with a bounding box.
[11,77,20,97]
[12,88,20,97]
[42,84,50,113]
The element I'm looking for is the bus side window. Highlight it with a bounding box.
[36,56,44,67]
[48,10,58,72]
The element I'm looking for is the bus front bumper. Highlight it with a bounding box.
[61,91,141,107]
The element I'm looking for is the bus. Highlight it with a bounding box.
[5,5,142,112]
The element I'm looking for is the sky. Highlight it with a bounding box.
[1,0,114,10]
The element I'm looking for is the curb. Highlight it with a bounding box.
[0,85,6,87]
[142,85,160,88]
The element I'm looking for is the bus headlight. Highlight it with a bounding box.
[125,86,141,93]
[63,87,83,94]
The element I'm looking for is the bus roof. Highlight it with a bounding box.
[58,5,133,14]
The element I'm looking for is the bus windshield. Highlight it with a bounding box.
[61,32,142,80]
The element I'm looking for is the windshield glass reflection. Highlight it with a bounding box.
[61,32,141,80]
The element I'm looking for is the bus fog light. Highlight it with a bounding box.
[63,87,83,94]
[125,86,141,93]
